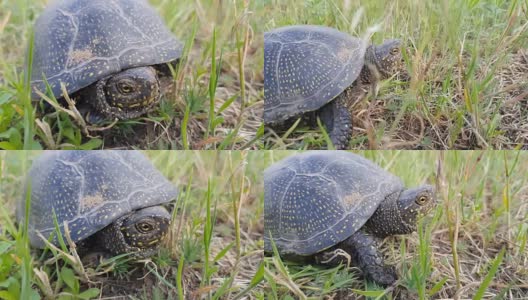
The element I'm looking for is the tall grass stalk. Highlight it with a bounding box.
[21,31,34,150]
[206,29,218,144]
[179,17,198,150]
[202,179,217,299]
[234,0,249,123]
[19,176,33,298]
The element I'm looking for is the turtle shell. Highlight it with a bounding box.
[17,150,178,249]
[264,151,403,256]
[264,25,367,124]
[30,0,183,100]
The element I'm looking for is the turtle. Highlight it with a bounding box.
[264,151,436,286]
[29,0,183,123]
[16,150,179,259]
[264,25,403,149]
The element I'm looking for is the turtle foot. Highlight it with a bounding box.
[319,99,352,150]
[364,264,397,286]
[345,231,398,286]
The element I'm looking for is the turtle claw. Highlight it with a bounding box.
[84,111,106,125]
[365,264,397,286]
[80,251,108,268]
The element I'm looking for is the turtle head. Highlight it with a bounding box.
[396,185,436,232]
[363,184,435,238]
[366,39,402,79]
[119,205,171,257]
[94,66,161,120]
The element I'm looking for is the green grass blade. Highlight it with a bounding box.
[232,262,265,300]
[472,247,506,300]
[206,28,218,142]
[22,30,35,150]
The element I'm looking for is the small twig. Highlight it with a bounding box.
[37,224,92,284]
[35,85,118,138]
[35,118,56,149]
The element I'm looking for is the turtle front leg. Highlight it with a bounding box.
[83,110,107,124]
[75,81,111,124]
[318,98,352,150]
[314,230,397,286]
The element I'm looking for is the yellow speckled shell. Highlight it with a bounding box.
[17,150,178,249]
[264,151,403,256]
[264,25,367,123]
[30,0,182,100]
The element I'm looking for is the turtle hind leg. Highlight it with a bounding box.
[318,98,352,150]
[314,231,397,286]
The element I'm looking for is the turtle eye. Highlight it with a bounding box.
[390,47,400,55]
[416,196,428,205]
[118,82,134,94]
[136,221,154,233]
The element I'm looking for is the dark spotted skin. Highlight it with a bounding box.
[318,39,402,149]
[318,91,353,149]
[363,40,403,95]
[364,187,436,237]
[80,66,161,122]
[314,186,435,286]
[94,206,171,258]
